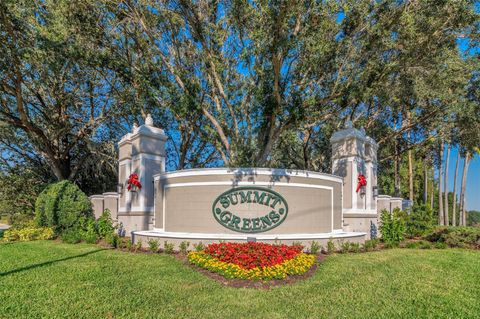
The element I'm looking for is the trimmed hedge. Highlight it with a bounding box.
[35,180,93,233]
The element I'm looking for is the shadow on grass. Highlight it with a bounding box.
[0,248,106,277]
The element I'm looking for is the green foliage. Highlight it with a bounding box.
[363,239,379,252]
[96,210,115,238]
[60,228,83,244]
[379,209,405,247]
[340,241,351,253]
[125,239,133,251]
[2,223,54,242]
[35,181,93,233]
[193,242,205,252]
[327,238,335,254]
[163,241,174,254]
[309,241,321,255]
[434,242,447,249]
[134,241,143,252]
[349,242,360,253]
[105,233,120,248]
[405,241,419,249]
[147,239,159,253]
[425,226,480,249]
[79,218,98,244]
[467,211,480,226]
[405,204,435,238]
[179,241,190,254]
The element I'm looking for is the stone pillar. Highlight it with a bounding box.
[102,192,119,219]
[377,195,391,214]
[117,114,167,233]
[390,197,403,212]
[331,122,378,214]
[89,195,104,219]
[331,122,379,238]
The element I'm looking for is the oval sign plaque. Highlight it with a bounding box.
[212,186,288,233]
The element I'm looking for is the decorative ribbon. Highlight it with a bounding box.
[356,174,367,193]
[127,173,142,191]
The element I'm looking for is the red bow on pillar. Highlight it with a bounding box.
[127,173,142,191]
[356,174,367,193]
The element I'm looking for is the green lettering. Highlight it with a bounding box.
[269,211,280,223]
[241,218,252,231]
[239,191,252,203]
[228,215,241,229]
[270,197,281,209]
[260,216,272,228]
[253,191,266,205]
[264,194,274,206]
[220,196,230,209]
[219,211,232,224]
[228,193,238,205]
[251,218,261,231]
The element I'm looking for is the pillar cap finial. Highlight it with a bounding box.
[145,113,154,126]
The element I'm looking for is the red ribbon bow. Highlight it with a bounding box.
[356,174,367,193]
[127,173,142,191]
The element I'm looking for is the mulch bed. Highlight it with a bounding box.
[174,253,327,289]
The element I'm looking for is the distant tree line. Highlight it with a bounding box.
[0,0,479,224]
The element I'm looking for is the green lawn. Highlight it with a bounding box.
[1,241,479,319]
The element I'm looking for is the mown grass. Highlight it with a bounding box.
[0,241,479,319]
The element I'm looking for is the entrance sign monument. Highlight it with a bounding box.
[89,116,404,246]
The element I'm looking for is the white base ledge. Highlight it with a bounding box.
[132,230,366,240]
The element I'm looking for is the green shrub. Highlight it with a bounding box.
[327,238,335,254]
[163,241,174,254]
[418,240,432,249]
[35,181,93,233]
[424,226,480,249]
[125,238,133,251]
[193,241,205,252]
[340,241,350,253]
[61,228,83,244]
[3,223,54,242]
[363,239,379,251]
[147,239,159,253]
[179,241,190,254]
[379,208,405,247]
[309,241,321,255]
[405,241,419,249]
[80,218,98,244]
[434,242,447,249]
[349,242,360,253]
[134,241,142,252]
[405,204,434,238]
[105,233,120,248]
[96,209,115,238]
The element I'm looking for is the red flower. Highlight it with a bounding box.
[203,242,303,269]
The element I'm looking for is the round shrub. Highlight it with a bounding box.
[35,180,93,233]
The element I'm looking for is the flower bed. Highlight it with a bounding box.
[188,242,316,280]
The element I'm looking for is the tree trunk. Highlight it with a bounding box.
[459,152,471,226]
[452,150,460,226]
[444,144,450,225]
[408,149,414,201]
[430,166,434,208]
[438,141,444,225]
[423,162,428,204]
[394,138,401,197]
